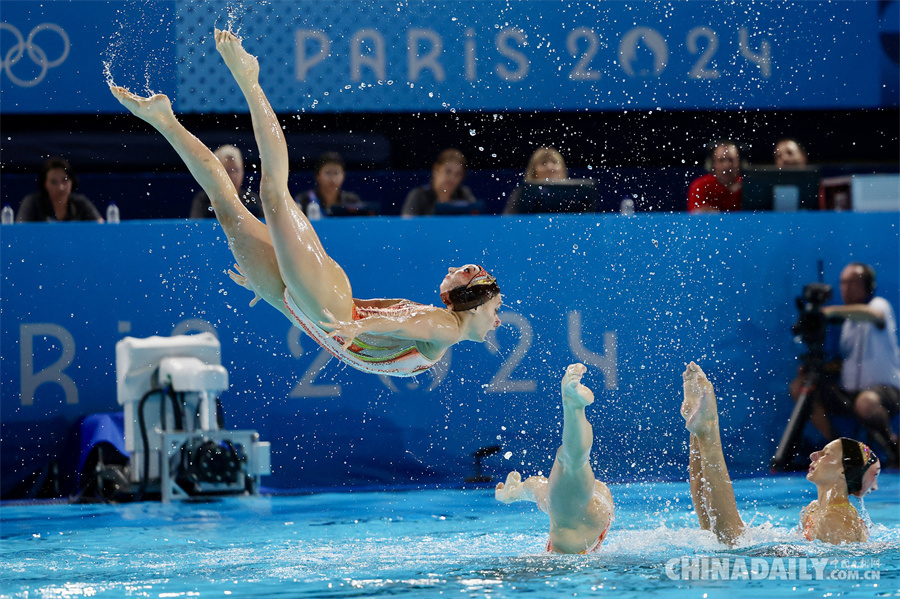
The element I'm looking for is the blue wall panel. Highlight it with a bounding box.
[1,1,896,114]
[1,213,899,495]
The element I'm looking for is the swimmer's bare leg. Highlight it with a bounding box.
[109,86,289,318]
[545,364,613,553]
[214,29,353,322]
[689,434,712,531]
[681,362,744,545]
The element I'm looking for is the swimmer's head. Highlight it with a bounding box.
[840,437,880,497]
[440,265,501,311]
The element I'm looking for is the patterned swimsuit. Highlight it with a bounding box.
[284,289,439,377]
[546,519,612,554]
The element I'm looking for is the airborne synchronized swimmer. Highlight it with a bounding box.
[110,30,501,378]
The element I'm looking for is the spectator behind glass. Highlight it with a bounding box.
[687,140,743,214]
[190,144,262,219]
[773,138,809,169]
[17,157,103,222]
[502,147,569,215]
[789,262,900,466]
[401,148,475,216]
[295,152,363,216]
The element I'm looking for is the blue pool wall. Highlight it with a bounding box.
[1,213,898,496]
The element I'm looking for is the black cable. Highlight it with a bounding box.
[160,387,182,432]
[137,388,165,496]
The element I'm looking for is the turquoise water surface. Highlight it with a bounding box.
[1,474,897,598]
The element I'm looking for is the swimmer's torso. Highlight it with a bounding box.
[284,290,440,377]
[548,483,614,554]
[547,517,611,554]
[800,500,868,543]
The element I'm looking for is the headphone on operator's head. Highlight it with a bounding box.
[849,262,877,298]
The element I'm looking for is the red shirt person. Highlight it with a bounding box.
[688,142,743,213]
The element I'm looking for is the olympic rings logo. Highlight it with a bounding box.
[1,22,70,87]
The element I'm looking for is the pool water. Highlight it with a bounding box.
[1,474,897,598]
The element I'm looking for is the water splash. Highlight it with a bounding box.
[102,0,174,95]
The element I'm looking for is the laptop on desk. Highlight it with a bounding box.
[741,167,821,212]
[433,200,485,216]
[327,202,381,217]
[519,179,597,214]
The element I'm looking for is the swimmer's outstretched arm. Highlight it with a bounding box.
[495,472,550,514]
[681,362,745,546]
[321,308,462,351]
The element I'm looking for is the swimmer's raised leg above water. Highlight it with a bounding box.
[496,364,614,554]
[110,29,502,377]
[213,29,355,324]
[681,361,879,545]
[681,362,745,545]
[108,86,289,318]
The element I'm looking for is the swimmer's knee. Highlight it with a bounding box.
[259,175,289,201]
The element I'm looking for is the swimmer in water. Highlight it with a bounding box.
[495,364,614,554]
[109,30,501,377]
[681,361,880,545]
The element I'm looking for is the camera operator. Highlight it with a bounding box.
[790,262,900,465]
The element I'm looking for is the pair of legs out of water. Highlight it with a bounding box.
[496,364,615,554]
[500,360,875,551]
[111,30,350,326]
[112,30,501,373]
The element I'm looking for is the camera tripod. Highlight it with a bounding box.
[771,350,825,471]
[772,352,899,470]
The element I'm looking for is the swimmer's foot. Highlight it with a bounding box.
[215,28,260,87]
[495,471,526,504]
[681,362,719,438]
[109,86,175,128]
[561,363,594,409]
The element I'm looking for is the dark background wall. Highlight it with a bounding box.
[3,108,898,217]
